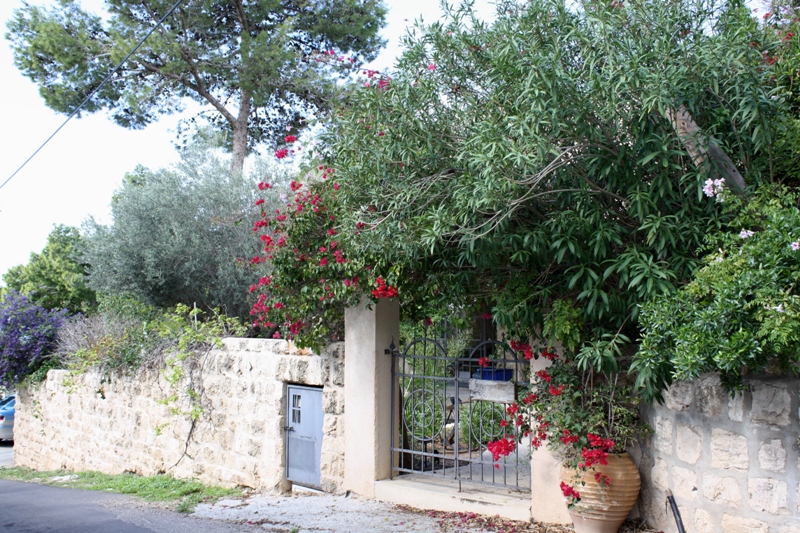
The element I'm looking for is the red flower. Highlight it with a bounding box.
[423,316,433,327]
[255,198,265,206]
[581,447,609,468]
[258,182,272,190]
[536,370,552,383]
[594,472,611,487]
[560,482,581,501]
[290,181,302,191]
[284,135,297,143]
[478,356,490,367]
[522,392,538,404]
[319,258,328,266]
[560,430,579,445]
[378,131,385,137]
[548,384,566,396]
[275,148,289,159]
[480,312,492,320]
[541,347,559,361]
[486,437,516,461]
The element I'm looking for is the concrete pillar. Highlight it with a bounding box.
[530,354,571,524]
[343,297,400,497]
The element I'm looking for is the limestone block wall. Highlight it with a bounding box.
[638,374,800,533]
[14,339,345,493]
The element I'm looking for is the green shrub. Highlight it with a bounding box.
[634,187,800,401]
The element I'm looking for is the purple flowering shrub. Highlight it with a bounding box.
[0,291,67,387]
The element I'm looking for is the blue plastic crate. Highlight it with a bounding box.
[472,368,513,381]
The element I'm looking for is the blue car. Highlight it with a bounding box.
[0,395,15,441]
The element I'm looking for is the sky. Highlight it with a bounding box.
[0,0,495,281]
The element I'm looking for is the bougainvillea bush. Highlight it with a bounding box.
[634,186,800,401]
[248,143,409,350]
[486,305,647,506]
[0,291,67,388]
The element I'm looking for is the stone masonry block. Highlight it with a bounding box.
[694,509,715,533]
[703,473,743,507]
[750,383,791,427]
[721,515,769,533]
[653,416,674,456]
[322,389,344,415]
[672,466,698,501]
[758,439,786,473]
[651,459,669,492]
[676,424,702,464]
[728,392,744,422]
[711,429,748,470]
[749,478,789,514]
[697,374,725,417]
[664,380,694,411]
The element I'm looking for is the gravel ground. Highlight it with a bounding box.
[193,491,662,533]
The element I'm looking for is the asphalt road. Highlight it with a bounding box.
[0,479,263,533]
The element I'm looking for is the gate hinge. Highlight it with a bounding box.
[283,426,295,432]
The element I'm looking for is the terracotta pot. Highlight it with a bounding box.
[559,453,641,533]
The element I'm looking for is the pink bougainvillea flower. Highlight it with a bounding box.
[791,241,799,251]
[428,63,436,71]
[255,198,265,206]
[284,134,297,143]
[275,148,289,159]
[378,131,385,137]
[258,182,272,190]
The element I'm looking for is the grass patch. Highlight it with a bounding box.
[0,467,242,512]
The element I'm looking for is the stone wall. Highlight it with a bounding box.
[638,373,800,532]
[14,339,345,493]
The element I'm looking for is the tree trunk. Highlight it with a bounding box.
[665,106,746,195]
[230,90,252,176]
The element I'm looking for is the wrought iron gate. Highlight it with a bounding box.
[390,323,531,491]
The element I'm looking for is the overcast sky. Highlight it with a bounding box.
[0,0,495,281]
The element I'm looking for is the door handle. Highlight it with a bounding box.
[283,426,295,432]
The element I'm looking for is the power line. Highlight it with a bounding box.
[0,0,186,192]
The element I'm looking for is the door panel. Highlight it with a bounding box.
[286,385,323,488]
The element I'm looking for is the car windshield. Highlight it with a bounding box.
[0,396,14,407]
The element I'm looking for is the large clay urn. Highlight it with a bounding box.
[559,453,641,533]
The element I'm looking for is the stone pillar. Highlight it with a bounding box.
[343,298,400,497]
[530,354,571,524]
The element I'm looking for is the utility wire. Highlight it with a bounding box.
[0,0,186,192]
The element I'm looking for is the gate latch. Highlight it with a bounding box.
[384,337,399,356]
[283,426,295,432]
